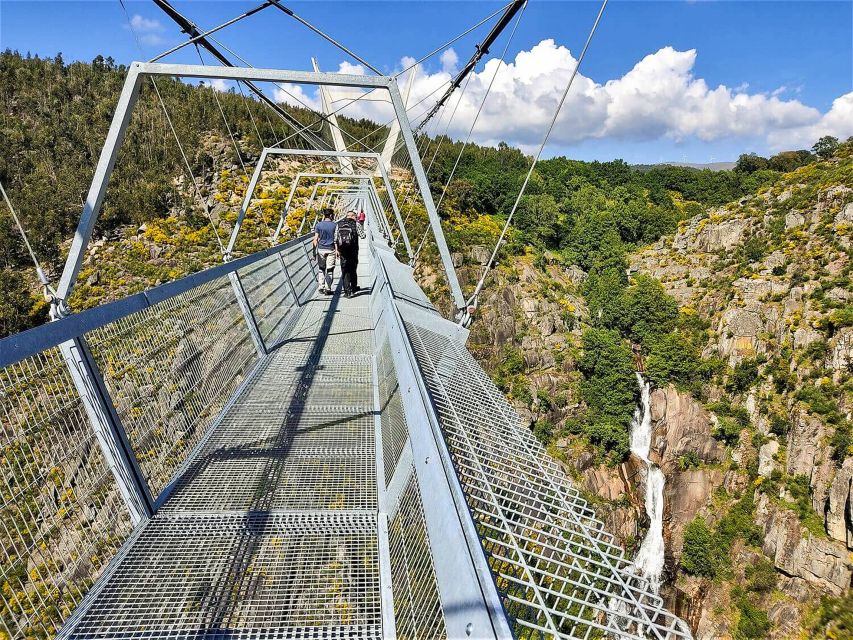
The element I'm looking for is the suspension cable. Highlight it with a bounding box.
[121,0,226,256]
[196,47,274,239]
[149,1,274,63]
[411,7,525,264]
[393,1,512,79]
[436,2,526,214]
[0,181,56,296]
[465,0,608,320]
[268,0,381,74]
[150,78,227,255]
[197,46,247,175]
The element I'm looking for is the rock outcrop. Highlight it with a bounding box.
[756,494,853,595]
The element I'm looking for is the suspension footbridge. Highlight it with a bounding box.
[1,2,692,638]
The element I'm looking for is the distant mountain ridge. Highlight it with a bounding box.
[634,161,737,172]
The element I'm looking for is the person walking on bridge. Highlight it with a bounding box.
[336,211,359,298]
[313,208,337,295]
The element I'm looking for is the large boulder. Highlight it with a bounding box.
[757,494,853,595]
[826,457,853,548]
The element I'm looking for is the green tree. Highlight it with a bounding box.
[812,135,840,160]
[645,332,702,390]
[735,153,769,174]
[622,275,679,345]
[579,328,637,426]
[515,193,561,247]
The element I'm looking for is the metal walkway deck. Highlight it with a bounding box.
[61,241,392,638]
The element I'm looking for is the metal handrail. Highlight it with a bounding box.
[0,233,311,369]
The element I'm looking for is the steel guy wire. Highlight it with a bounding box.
[148,1,275,63]
[0,181,55,293]
[408,0,522,262]
[121,0,226,254]
[392,1,513,79]
[467,0,609,310]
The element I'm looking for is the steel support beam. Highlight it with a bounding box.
[312,58,354,174]
[56,66,143,306]
[60,337,154,524]
[387,80,465,312]
[226,148,405,256]
[228,272,267,356]
[57,63,460,313]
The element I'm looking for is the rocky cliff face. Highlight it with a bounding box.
[630,152,853,636]
[461,147,853,638]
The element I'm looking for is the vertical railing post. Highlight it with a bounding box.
[276,248,302,308]
[60,336,154,525]
[229,271,267,357]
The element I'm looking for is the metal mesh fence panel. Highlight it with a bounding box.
[376,338,408,485]
[280,241,317,306]
[403,319,691,640]
[237,254,294,346]
[85,276,258,500]
[388,467,447,640]
[0,348,134,639]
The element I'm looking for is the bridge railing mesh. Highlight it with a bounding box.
[371,285,447,639]
[0,348,134,639]
[402,315,692,640]
[85,275,258,501]
[0,236,315,638]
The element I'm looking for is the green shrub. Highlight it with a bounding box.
[645,332,703,391]
[585,417,631,461]
[769,413,790,437]
[735,597,771,639]
[533,418,554,444]
[678,451,702,471]
[728,358,761,394]
[681,517,716,577]
[832,422,853,464]
[745,557,777,593]
[814,592,853,639]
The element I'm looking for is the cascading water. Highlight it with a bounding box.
[630,373,666,593]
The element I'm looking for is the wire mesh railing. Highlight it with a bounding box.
[0,235,316,638]
[0,347,135,639]
[401,314,692,640]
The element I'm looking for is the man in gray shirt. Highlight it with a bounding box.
[313,208,337,294]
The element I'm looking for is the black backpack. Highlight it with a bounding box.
[337,220,357,248]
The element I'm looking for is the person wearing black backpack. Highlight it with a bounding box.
[335,211,359,298]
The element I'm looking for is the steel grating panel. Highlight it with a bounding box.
[403,319,691,640]
[376,339,409,485]
[85,276,258,499]
[387,467,447,640]
[1,348,135,639]
[64,513,382,639]
[206,408,375,454]
[161,454,376,512]
[237,254,294,345]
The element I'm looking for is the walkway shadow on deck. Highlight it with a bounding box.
[151,287,378,633]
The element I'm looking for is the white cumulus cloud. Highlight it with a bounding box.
[124,14,166,46]
[283,40,851,154]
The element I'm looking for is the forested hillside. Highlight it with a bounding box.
[2,51,852,639]
[0,50,386,334]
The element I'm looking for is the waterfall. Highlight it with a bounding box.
[630,373,666,593]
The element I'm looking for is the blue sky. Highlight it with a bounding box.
[2,0,852,163]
